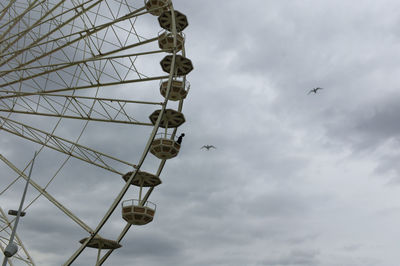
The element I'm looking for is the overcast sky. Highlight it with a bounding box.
[2,0,400,265]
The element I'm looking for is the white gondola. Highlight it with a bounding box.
[122,199,156,225]
[158,10,188,32]
[158,30,185,52]
[122,171,162,187]
[160,54,193,76]
[150,133,181,159]
[159,78,189,101]
[79,236,121,250]
[145,0,170,16]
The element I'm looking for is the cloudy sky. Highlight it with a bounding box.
[2,0,400,265]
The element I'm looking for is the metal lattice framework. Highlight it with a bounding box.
[0,0,192,265]
[0,208,35,266]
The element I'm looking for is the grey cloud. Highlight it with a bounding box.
[260,249,320,266]
[118,231,183,258]
[3,0,400,265]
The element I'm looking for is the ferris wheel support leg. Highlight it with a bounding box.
[0,155,95,235]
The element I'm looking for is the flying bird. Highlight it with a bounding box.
[201,145,216,150]
[308,87,324,94]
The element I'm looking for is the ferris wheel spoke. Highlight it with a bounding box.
[0,75,169,99]
[0,109,154,125]
[0,92,156,125]
[0,47,163,88]
[0,38,159,75]
[0,0,67,57]
[6,255,32,265]
[0,0,97,56]
[0,0,16,24]
[0,158,95,236]
[1,50,158,92]
[0,235,11,243]
[0,2,147,70]
[0,0,101,68]
[0,10,151,60]
[0,207,35,266]
[0,116,136,174]
[89,1,143,53]
[97,223,130,265]
[0,0,102,68]
[0,0,43,42]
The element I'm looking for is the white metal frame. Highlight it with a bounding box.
[0,0,190,265]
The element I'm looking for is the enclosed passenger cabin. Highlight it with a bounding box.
[79,236,121,250]
[122,199,156,225]
[158,10,188,32]
[145,0,170,16]
[149,109,184,159]
[149,108,185,128]
[158,31,184,52]
[159,79,188,101]
[160,55,193,76]
[150,137,181,159]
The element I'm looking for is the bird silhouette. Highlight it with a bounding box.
[308,87,324,94]
[201,145,216,150]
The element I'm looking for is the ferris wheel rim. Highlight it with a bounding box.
[63,4,185,265]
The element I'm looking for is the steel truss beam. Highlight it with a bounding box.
[0,207,35,265]
[0,0,67,56]
[0,116,136,174]
[0,75,169,100]
[0,1,146,70]
[0,155,96,235]
[0,40,161,87]
[0,0,103,68]
[0,94,158,125]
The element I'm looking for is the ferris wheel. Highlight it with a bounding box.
[0,0,193,265]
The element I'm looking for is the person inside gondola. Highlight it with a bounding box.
[177,133,185,144]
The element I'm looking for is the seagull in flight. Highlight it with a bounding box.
[308,87,324,94]
[201,145,216,150]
